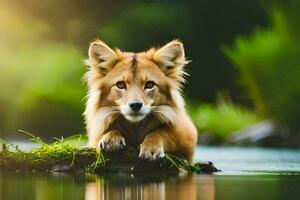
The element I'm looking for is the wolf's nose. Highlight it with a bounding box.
[128,100,143,112]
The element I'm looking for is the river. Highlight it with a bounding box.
[1,145,300,200]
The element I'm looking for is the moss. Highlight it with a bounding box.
[0,132,219,175]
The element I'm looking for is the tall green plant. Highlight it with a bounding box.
[225,1,300,134]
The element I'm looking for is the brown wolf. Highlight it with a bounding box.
[84,39,197,163]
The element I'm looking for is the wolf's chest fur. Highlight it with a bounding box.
[107,115,164,147]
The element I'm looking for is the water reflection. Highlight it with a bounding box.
[85,174,215,200]
[1,172,300,200]
[1,147,300,200]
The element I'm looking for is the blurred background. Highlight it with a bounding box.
[0,0,299,146]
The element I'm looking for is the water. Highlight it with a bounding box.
[1,146,300,200]
[195,146,300,174]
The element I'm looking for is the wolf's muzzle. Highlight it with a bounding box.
[128,100,143,112]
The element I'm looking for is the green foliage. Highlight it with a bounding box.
[189,102,261,139]
[0,4,86,137]
[99,2,189,49]
[0,0,268,138]
[0,43,86,137]
[224,1,300,133]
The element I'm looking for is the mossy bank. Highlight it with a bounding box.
[0,133,219,175]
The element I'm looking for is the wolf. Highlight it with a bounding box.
[84,39,197,162]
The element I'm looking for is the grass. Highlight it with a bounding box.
[0,131,100,173]
[189,102,261,140]
[0,132,219,174]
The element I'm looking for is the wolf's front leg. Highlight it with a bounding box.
[87,131,102,148]
[139,130,175,161]
[99,130,126,152]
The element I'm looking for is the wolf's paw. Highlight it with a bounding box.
[139,139,165,161]
[99,131,126,152]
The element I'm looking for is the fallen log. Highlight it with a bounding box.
[0,136,220,175]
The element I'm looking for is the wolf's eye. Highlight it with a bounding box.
[145,81,155,89]
[116,81,126,89]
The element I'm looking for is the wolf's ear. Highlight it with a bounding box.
[153,40,188,82]
[86,40,118,75]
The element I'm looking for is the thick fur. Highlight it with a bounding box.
[84,39,198,163]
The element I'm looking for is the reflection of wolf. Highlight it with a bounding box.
[84,39,197,163]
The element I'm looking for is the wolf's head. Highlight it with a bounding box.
[84,40,189,124]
